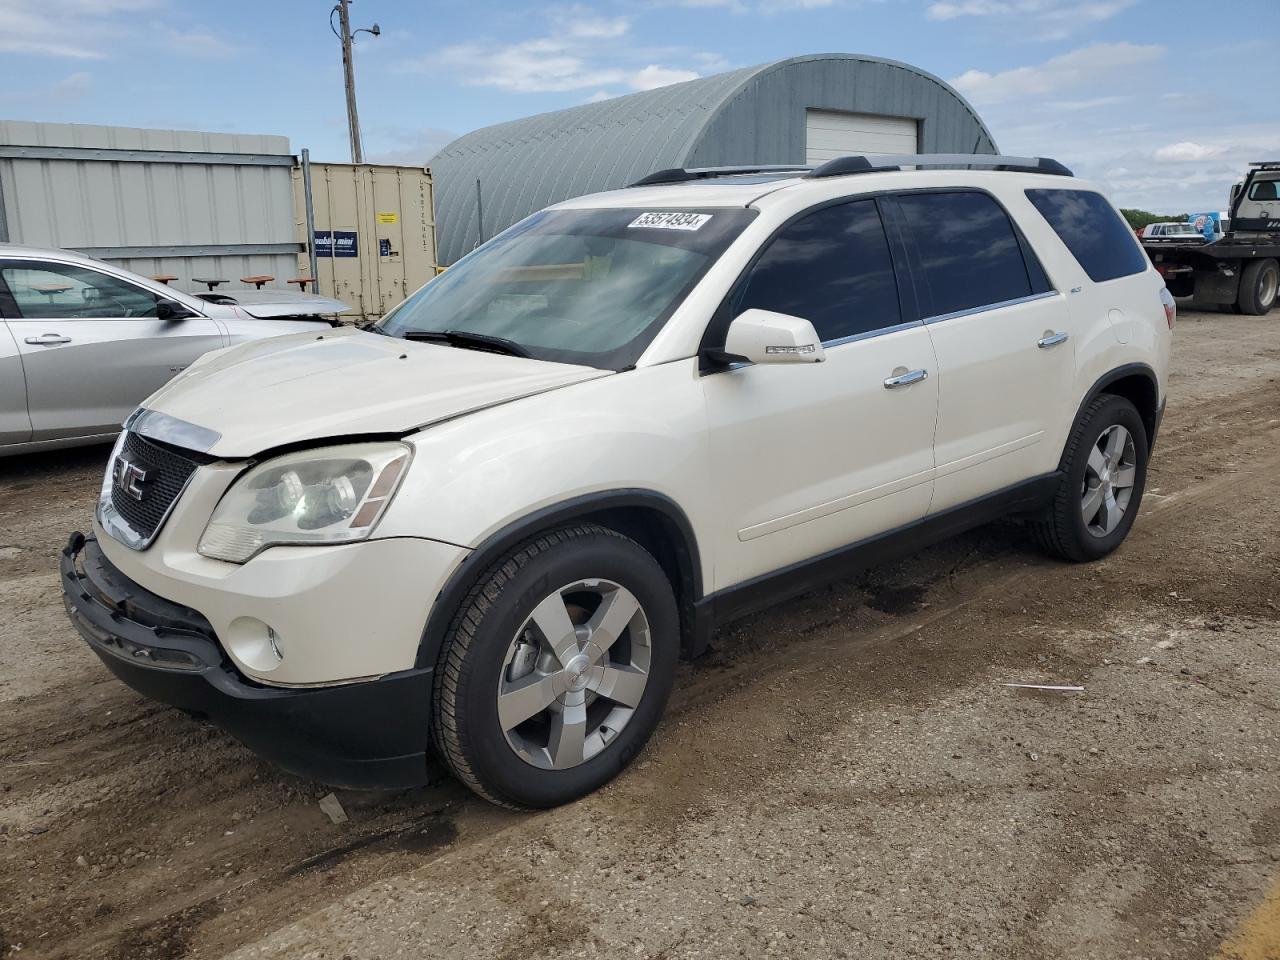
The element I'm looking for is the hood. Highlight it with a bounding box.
[195,290,350,318]
[142,327,610,457]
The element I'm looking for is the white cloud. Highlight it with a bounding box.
[1046,95,1131,112]
[0,70,94,104]
[650,0,835,12]
[988,111,1274,213]
[398,10,714,95]
[585,90,615,103]
[0,0,241,62]
[365,126,458,165]
[562,13,630,38]
[0,0,153,59]
[51,71,93,99]
[927,0,1135,38]
[629,65,700,90]
[1153,141,1230,163]
[951,42,1164,105]
[154,26,242,60]
[417,39,629,93]
[693,51,731,71]
[949,39,1253,212]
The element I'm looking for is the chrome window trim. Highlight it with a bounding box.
[923,290,1059,326]
[822,318,923,349]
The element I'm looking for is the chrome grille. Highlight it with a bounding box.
[109,432,201,541]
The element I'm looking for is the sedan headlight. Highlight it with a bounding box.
[197,443,411,563]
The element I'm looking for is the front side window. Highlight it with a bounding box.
[0,261,161,319]
[734,199,901,342]
[377,207,756,370]
[1026,189,1148,284]
[896,191,1036,318]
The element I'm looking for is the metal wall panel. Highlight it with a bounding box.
[294,163,438,322]
[428,54,997,265]
[0,121,301,293]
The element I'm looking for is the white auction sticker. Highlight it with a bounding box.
[628,211,713,231]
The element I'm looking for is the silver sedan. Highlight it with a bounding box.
[0,245,346,456]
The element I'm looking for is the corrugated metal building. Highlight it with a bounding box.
[430,53,996,265]
[0,121,302,289]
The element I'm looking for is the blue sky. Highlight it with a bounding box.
[1,0,1276,212]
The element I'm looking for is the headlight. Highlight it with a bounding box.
[197,443,411,563]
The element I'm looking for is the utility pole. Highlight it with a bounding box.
[332,1,380,164]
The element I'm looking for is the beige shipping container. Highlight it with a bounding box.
[293,163,437,322]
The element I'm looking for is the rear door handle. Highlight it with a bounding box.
[24,333,72,346]
[883,368,928,389]
[1037,331,1069,348]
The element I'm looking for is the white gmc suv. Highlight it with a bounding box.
[61,155,1174,808]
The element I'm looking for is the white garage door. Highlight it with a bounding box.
[805,110,920,164]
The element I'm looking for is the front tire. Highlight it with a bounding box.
[431,524,678,808]
[1034,394,1149,562]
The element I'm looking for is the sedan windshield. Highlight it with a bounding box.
[376,207,756,369]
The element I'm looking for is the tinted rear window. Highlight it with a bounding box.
[896,191,1036,318]
[1026,189,1148,283]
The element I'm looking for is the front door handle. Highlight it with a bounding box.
[1037,331,1069,349]
[883,368,928,389]
[24,333,72,346]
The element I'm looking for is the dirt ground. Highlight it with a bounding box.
[2,307,1278,960]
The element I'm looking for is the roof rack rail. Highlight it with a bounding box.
[628,165,811,187]
[806,153,1074,179]
[1247,161,1280,170]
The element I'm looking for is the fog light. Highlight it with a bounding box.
[224,617,284,672]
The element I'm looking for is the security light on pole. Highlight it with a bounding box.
[331,0,380,164]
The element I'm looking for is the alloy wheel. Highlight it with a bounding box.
[1081,424,1138,537]
[496,579,651,770]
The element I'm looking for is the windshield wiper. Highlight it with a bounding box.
[398,329,532,358]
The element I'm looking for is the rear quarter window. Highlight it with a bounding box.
[1025,189,1148,283]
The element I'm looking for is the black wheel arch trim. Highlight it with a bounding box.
[415,489,704,669]
[1067,362,1162,458]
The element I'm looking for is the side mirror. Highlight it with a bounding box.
[156,298,192,321]
[712,309,825,366]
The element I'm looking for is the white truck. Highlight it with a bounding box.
[1141,222,1206,243]
[1144,162,1280,314]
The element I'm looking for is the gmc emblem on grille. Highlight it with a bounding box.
[112,455,151,502]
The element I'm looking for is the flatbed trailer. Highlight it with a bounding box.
[1145,236,1280,314]
[1144,162,1280,315]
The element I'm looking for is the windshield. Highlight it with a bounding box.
[1248,178,1280,201]
[376,207,756,369]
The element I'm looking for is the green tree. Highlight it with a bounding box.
[1121,208,1189,231]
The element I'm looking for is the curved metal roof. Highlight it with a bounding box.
[430,53,996,264]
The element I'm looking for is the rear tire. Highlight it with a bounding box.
[1033,395,1149,563]
[1237,259,1279,315]
[431,524,678,809]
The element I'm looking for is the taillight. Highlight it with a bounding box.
[1160,287,1176,329]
